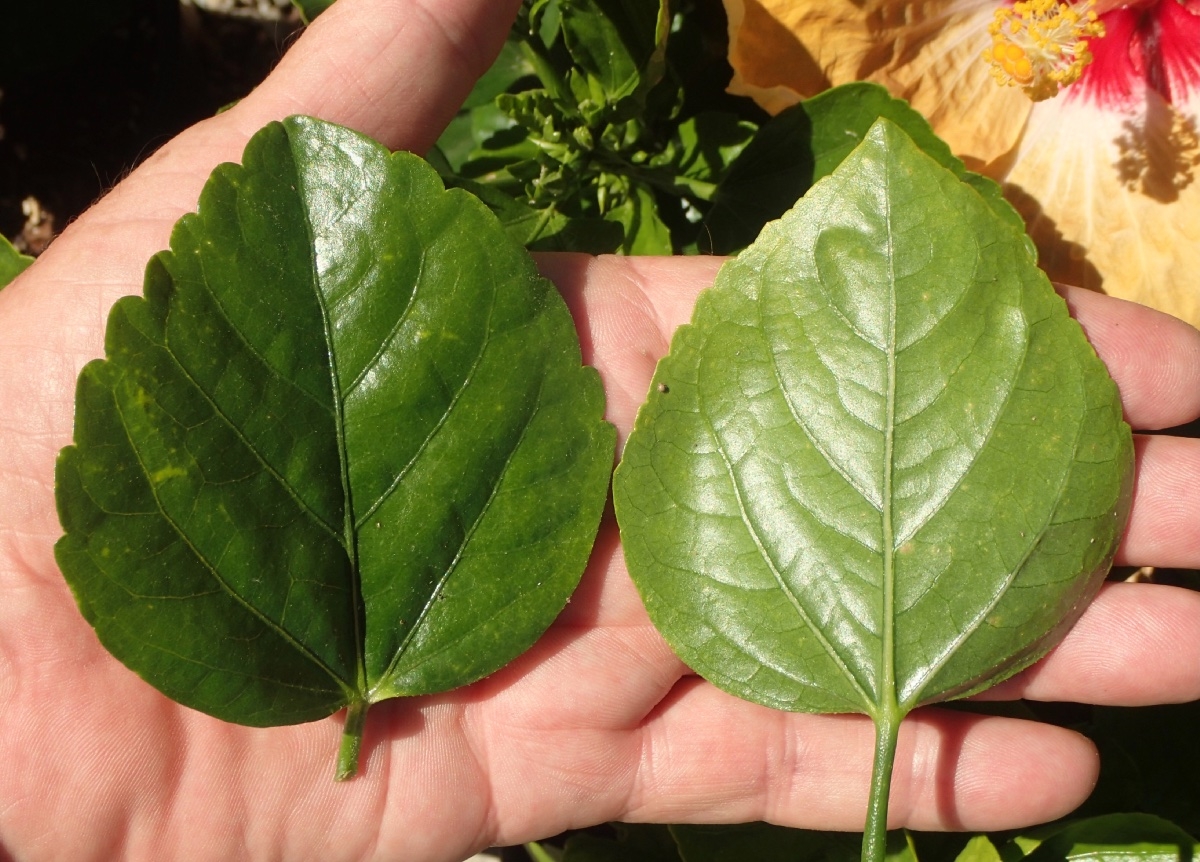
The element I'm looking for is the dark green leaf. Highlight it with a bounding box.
[705,83,1025,254]
[434,103,525,175]
[613,119,1132,857]
[446,176,624,253]
[462,38,537,110]
[0,234,33,289]
[55,116,614,779]
[559,0,669,109]
[651,111,758,200]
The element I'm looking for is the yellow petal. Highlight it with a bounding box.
[1005,93,1200,328]
[723,0,1034,170]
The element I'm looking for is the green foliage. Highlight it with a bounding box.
[433,3,1031,258]
[54,116,614,780]
[0,234,33,289]
[38,0,1200,854]
[1005,814,1199,862]
[612,119,1134,861]
[433,0,762,254]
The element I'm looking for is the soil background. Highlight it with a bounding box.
[0,0,303,253]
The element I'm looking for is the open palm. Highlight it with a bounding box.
[2,1,1200,860]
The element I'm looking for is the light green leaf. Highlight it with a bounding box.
[955,836,1004,862]
[613,119,1133,860]
[1008,815,1199,862]
[55,116,614,780]
[0,233,34,289]
[606,181,672,254]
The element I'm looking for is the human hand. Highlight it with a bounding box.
[2,1,1200,860]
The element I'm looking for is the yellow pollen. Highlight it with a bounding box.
[983,0,1105,101]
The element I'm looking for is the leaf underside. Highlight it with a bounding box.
[614,118,1133,719]
[56,117,614,738]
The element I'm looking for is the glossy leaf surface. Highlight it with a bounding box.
[55,116,614,776]
[614,118,1133,856]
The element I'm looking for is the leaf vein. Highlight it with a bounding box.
[112,393,355,697]
[374,371,547,696]
[698,371,875,708]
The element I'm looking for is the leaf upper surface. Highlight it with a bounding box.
[56,116,614,731]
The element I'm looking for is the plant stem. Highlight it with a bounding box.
[861,707,903,862]
[335,699,369,781]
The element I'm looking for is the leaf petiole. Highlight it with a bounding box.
[862,706,904,862]
[336,699,369,781]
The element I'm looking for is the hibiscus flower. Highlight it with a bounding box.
[723,0,1200,328]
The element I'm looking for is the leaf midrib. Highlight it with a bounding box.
[879,164,899,724]
[292,136,368,701]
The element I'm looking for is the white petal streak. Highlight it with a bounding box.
[1002,92,1200,329]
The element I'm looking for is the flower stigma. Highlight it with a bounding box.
[983,0,1105,101]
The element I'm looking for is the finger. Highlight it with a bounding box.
[546,680,1096,837]
[472,677,1099,845]
[1058,285,1200,431]
[1117,434,1200,567]
[982,582,1200,705]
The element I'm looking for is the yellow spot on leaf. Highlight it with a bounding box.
[150,466,187,485]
